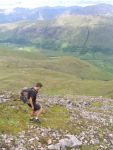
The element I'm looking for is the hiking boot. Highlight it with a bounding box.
[33,118,41,123]
[29,118,35,122]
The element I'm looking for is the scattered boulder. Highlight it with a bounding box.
[48,135,82,150]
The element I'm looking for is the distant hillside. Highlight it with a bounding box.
[0,46,113,97]
[0,15,113,56]
[0,46,112,81]
[0,4,113,23]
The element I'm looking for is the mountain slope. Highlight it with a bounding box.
[0,46,112,81]
[0,15,113,55]
[0,46,113,97]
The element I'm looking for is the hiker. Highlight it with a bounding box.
[20,82,45,123]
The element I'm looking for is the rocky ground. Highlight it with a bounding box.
[0,93,113,150]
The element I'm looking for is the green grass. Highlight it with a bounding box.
[80,145,100,150]
[0,46,113,97]
[0,98,91,135]
[0,100,29,134]
[0,97,104,136]
[0,99,69,134]
[91,101,102,108]
[40,105,69,130]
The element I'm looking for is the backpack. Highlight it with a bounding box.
[20,87,32,103]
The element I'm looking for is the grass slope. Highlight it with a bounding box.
[0,46,113,97]
[0,98,69,134]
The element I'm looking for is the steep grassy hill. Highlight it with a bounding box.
[0,46,113,97]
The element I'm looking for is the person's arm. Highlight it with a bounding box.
[29,97,34,110]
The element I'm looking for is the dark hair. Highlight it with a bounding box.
[35,82,43,87]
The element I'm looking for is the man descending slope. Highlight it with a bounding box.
[20,82,45,123]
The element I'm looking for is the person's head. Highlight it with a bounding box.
[34,82,43,91]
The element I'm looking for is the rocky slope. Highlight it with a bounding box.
[0,93,113,149]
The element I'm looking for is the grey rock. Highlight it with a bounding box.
[66,135,82,147]
[48,143,61,150]
[110,140,113,145]
[48,135,82,150]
